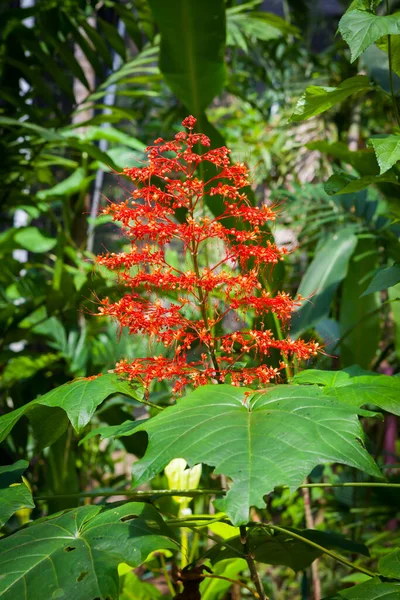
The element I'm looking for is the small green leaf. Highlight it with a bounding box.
[361,264,400,296]
[14,227,57,253]
[0,461,34,527]
[294,369,400,416]
[291,228,358,337]
[130,385,381,525]
[289,76,370,122]
[339,9,400,62]
[378,549,400,579]
[325,171,399,195]
[206,528,368,571]
[0,503,177,600]
[368,135,400,174]
[36,168,86,200]
[0,374,142,442]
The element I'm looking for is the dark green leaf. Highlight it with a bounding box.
[0,461,34,527]
[325,171,399,195]
[129,385,381,525]
[378,549,400,579]
[340,239,380,369]
[291,229,358,337]
[0,503,177,600]
[361,264,400,296]
[148,0,226,114]
[327,577,400,599]
[206,528,368,571]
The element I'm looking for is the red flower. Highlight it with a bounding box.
[97,117,320,393]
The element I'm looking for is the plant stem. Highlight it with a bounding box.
[239,525,268,600]
[267,524,376,578]
[34,481,400,501]
[159,553,175,597]
[302,485,321,600]
[386,0,400,126]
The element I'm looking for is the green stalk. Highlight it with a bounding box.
[386,0,400,126]
[239,525,268,600]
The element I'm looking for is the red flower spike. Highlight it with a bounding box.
[97,117,320,393]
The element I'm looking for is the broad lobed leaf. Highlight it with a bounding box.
[0,461,34,527]
[0,503,177,600]
[128,385,381,525]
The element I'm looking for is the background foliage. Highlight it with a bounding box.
[1,1,400,599]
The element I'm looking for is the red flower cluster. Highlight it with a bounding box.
[97,117,319,393]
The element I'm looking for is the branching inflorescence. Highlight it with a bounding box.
[97,116,319,393]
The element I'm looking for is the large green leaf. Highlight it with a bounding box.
[148,0,226,114]
[128,385,381,525]
[0,503,177,600]
[327,578,400,599]
[306,141,379,176]
[200,558,247,600]
[291,229,358,337]
[0,374,142,442]
[293,369,400,415]
[361,264,400,296]
[206,528,368,571]
[368,135,400,174]
[0,461,34,527]
[339,9,400,62]
[289,76,370,122]
[340,239,380,369]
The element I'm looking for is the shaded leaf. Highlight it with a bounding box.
[361,264,400,296]
[0,461,34,527]
[129,385,381,525]
[206,528,368,571]
[0,503,177,600]
[340,239,380,369]
[148,0,226,114]
[327,577,400,599]
[325,171,399,195]
[289,76,370,122]
[291,229,358,337]
[378,548,400,579]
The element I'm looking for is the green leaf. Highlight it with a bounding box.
[328,578,400,599]
[368,135,400,174]
[97,17,126,59]
[306,141,379,176]
[0,461,34,527]
[339,9,400,62]
[376,35,400,77]
[62,126,146,152]
[293,369,400,415]
[291,229,358,337]
[289,76,371,122]
[325,171,399,195]
[378,549,400,579]
[129,384,381,525]
[0,503,177,600]
[36,168,86,200]
[79,420,143,445]
[13,227,57,253]
[361,264,400,296]
[119,571,163,600]
[148,0,226,114]
[340,239,380,369]
[200,558,246,600]
[0,373,142,442]
[206,528,368,571]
